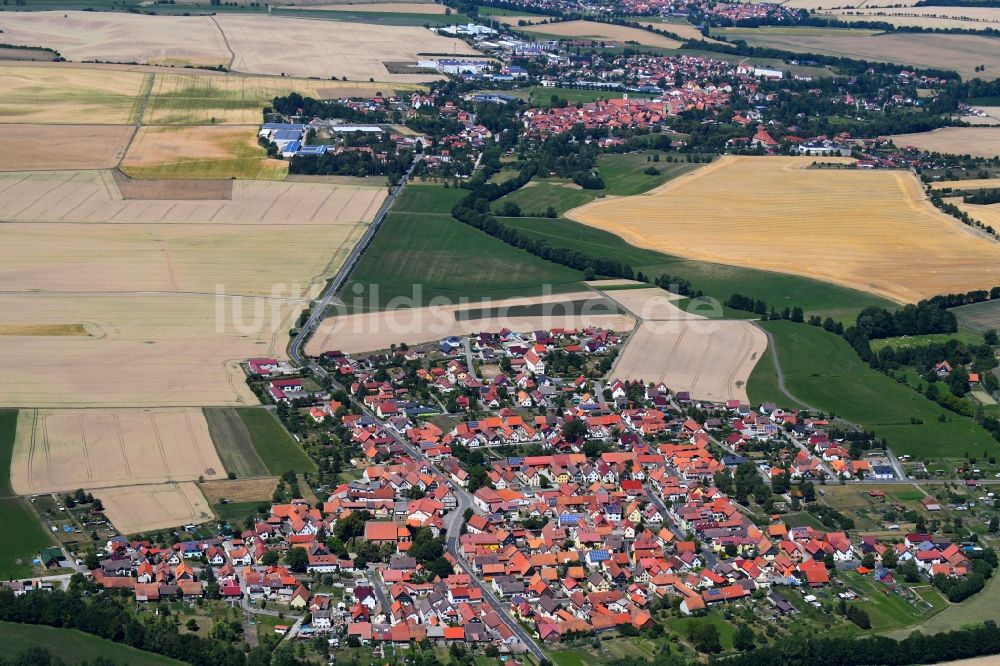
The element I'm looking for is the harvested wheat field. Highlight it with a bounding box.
[120,125,287,180]
[199,477,278,504]
[0,64,148,124]
[957,201,1000,231]
[304,2,448,11]
[11,408,225,495]
[716,28,1000,80]
[520,20,682,48]
[0,293,285,407]
[0,125,133,171]
[891,127,1000,158]
[931,178,1000,191]
[306,291,635,354]
[95,482,213,534]
[215,15,480,82]
[568,156,1000,304]
[0,11,231,68]
[600,288,766,403]
[0,170,383,406]
[827,6,1000,31]
[0,170,385,226]
[0,324,89,336]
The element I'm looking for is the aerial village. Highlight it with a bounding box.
[28,320,988,658]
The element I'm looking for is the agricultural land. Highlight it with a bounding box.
[711,27,1000,80]
[0,11,480,82]
[891,127,1000,159]
[518,20,683,48]
[566,156,1000,304]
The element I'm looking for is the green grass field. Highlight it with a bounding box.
[527,87,656,107]
[202,407,269,479]
[493,153,697,216]
[0,410,57,580]
[952,300,1000,333]
[236,407,316,475]
[893,571,1000,636]
[213,500,266,524]
[345,185,583,309]
[0,621,184,665]
[748,321,999,458]
[840,572,946,632]
[870,330,984,352]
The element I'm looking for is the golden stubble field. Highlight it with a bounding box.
[519,20,683,48]
[11,408,225,495]
[0,125,134,171]
[306,291,635,354]
[600,288,766,403]
[0,170,385,407]
[0,11,477,81]
[567,156,1000,304]
[95,482,214,534]
[0,11,232,68]
[891,127,1000,158]
[826,6,1000,31]
[716,28,1000,80]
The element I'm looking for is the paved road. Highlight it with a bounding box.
[367,567,392,619]
[643,484,718,569]
[463,337,479,381]
[288,161,418,366]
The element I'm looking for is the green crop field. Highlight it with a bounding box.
[236,407,316,475]
[391,183,469,214]
[0,621,184,665]
[203,407,269,479]
[0,410,56,580]
[345,185,583,309]
[503,216,892,321]
[748,321,999,458]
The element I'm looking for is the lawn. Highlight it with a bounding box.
[782,511,827,529]
[748,320,999,458]
[203,407,270,479]
[503,216,892,321]
[236,407,316,475]
[345,186,584,309]
[0,410,57,580]
[0,621,184,665]
[213,500,265,524]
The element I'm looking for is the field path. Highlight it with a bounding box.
[755,323,819,412]
[210,16,237,69]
